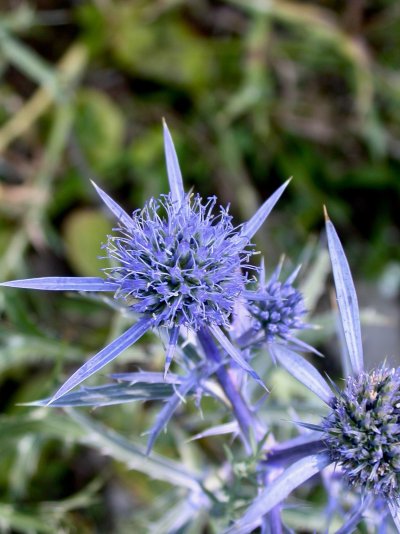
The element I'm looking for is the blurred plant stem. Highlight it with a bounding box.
[0,42,87,279]
[0,23,58,95]
[0,103,73,280]
[197,328,266,452]
[0,42,87,153]
[227,0,376,143]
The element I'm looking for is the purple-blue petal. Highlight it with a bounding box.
[49,317,154,403]
[285,264,302,285]
[241,290,275,302]
[269,343,332,404]
[264,506,283,534]
[91,180,134,229]
[163,119,185,207]
[325,209,364,375]
[0,277,117,292]
[270,430,324,451]
[224,452,331,534]
[285,335,324,357]
[240,179,291,240]
[187,422,239,442]
[27,381,175,407]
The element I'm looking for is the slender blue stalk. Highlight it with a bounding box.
[267,506,282,534]
[264,470,283,534]
[197,328,264,448]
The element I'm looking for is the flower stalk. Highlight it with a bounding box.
[197,327,265,450]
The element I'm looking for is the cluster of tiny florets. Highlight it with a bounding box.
[103,193,253,329]
[246,277,307,343]
[323,366,400,500]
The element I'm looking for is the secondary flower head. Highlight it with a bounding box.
[0,120,289,403]
[104,192,251,330]
[323,365,400,500]
[245,261,308,344]
[234,260,316,362]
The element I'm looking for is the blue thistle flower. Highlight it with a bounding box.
[0,120,289,403]
[104,192,251,331]
[241,260,309,346]
[225,209,400,534]
[233,261,320,383]
[248,278,305,343]
[323,365,400,501]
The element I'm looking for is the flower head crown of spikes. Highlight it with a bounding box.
[1,121,289,404]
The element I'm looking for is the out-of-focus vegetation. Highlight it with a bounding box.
[0,1,399,532]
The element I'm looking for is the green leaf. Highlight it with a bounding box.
[0,332,85,374]
[0,412,84,444]
[0,503,54,533]
[108,5,213,91]
[67,409,203,492]
[63,208,113,277]
[0,25,58,95]
[75,89,125,171]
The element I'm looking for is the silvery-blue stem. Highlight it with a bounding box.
[263,470,283,534]
[197,327,263,448]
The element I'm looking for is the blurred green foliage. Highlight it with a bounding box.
[0,1,399,531]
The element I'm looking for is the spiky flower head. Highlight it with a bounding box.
[244,262,308,344]
[104,192,252,330]
[0,121,290,401]
[323,365,400,501]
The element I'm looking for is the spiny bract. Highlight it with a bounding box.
[323,365,400,500]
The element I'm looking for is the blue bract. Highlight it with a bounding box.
[0,120,289,402]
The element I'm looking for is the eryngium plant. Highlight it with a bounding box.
[4,120,366,533]
[226,210,400,534]
[0,120,288,404]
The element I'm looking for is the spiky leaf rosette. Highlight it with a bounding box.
[104,193,253,330]
[323,366,400,500]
